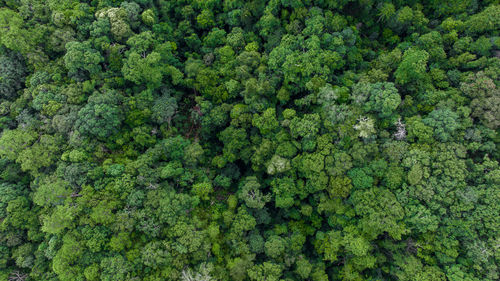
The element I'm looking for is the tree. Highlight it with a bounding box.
[394,48,429,89]
[0,2,499,281]
[181,263,214,281]
[100,255,131,281]
[238,177,270,209]
[64,41,104,78]
[353,82,401,118]
[406,116,434,143]
[17,134,63,175]
[152,93,177,125]
[230,207,257,237]
[49,28,76,54]
[74,90,123,139]
[252,108,279,136]
[418,31,446,63]
[461,71,500,129]
[264,236,286,259]
[348,168,373,189]
[314,230,342,262]
[227,255,254,281]
[41,205,76,235]
[197,10,215,29]
[0,8,33,53]
[192,181,213,201]
[266,155,291,175]
[126,31,156,54]
[52,233,84,281]
[0,129,37,161]
[351,187,406,240]
[0,51,26,99]
[295,258,313,279]
[328,175,352,198]
[141,9,156,26]
[247,262,282,281]
[219,126,250,163]
[353,117,376,139]
[464,5,500,35]
[0,183,25,220]
[271,176,298,209]
[423,108,460,142]
[95,7,132,41]
[33,176,71,207]
[122,51,163,88]
[289,114,320,139]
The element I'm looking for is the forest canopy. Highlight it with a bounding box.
[0,0,499,281]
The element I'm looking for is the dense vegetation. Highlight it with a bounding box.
[0,0,499,280]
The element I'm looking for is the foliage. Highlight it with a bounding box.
[0,1,498,281]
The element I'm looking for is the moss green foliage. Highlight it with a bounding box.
[0,1,499,280]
